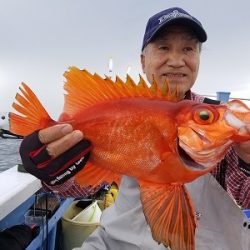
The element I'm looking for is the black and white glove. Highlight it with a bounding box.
[19,131,91,186]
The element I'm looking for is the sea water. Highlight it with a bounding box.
[0,138,22,172]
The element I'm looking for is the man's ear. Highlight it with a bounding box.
[140,53,145,73]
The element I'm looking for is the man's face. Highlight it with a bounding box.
[141,25,201,98]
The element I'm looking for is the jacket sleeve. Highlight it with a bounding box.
[41,177,100,198]
[212,147,250,209]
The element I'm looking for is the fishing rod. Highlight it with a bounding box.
[0,129,23,139]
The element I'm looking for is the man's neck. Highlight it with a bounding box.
[184,90,192,100]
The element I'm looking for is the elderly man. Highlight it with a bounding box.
[20,7,250,250]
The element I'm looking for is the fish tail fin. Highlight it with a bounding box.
[75,162,121,187]
[9,83,54,136]
[139,182,196,250]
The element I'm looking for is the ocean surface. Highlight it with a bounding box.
[0,138,22,172]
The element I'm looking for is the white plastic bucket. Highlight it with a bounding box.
[61,200,102,250]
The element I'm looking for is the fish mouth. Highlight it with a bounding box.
[177,142,206,171]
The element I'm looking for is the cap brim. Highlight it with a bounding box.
[148,17,207,44]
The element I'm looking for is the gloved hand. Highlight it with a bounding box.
[19,124,91,186]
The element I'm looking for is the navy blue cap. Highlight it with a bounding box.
[142,7,207,50]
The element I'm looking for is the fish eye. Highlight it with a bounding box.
[193,108,215,124]
[199,111,210,121]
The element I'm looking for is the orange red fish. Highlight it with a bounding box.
[9,67,250,250]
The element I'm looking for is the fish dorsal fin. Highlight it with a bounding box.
[139,181,196,250]
[63,67,180,116]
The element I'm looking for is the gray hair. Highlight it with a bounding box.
[141,42,202,55]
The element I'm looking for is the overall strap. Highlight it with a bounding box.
[203,97,221,105]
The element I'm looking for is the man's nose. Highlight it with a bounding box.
[166,52,185,67]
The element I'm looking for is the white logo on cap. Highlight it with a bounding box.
[158,10,192,24]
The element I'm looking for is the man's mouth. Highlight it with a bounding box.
[163,73,186,79]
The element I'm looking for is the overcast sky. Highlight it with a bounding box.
[0,0,250,118]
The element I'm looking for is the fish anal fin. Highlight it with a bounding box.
[139,181,196,250]
[75,161,121,187]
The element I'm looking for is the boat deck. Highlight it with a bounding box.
[0,165,42,220]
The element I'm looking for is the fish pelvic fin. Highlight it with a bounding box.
[63,67,181,117]
[75,161,121,187]
[9,82,53,136]
[139,181,196,250]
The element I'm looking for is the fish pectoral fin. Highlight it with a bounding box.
[139,181,196,250]
[75,161,121,187]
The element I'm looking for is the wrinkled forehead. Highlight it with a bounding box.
[152,24,199,43]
